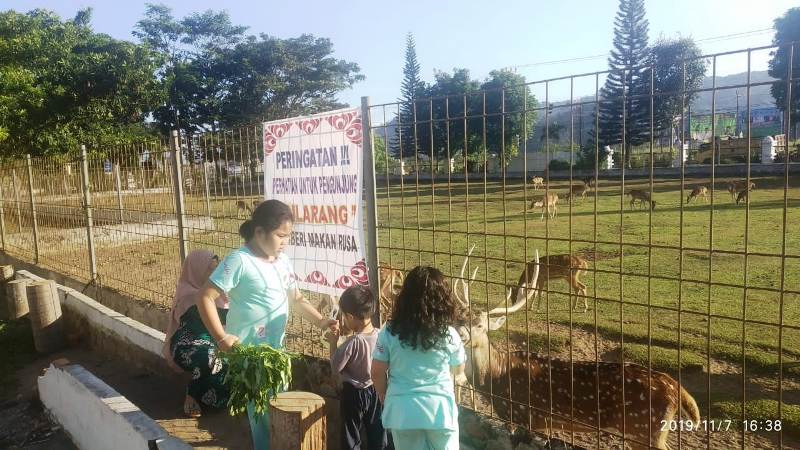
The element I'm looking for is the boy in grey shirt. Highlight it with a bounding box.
[327,286,390,450]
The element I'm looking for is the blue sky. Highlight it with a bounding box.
[5,0,797,111]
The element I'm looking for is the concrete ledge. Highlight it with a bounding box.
[38,363,191,450]
[16,270,174,377]
[0,252,169,332]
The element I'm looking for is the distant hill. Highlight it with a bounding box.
[691,70,777,113]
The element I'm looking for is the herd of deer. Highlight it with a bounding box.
[529,177,757,219]
[356,248,698,449]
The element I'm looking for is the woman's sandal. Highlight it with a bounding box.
[183,395,202,418]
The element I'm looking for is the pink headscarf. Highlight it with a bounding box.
[162,250,229,371]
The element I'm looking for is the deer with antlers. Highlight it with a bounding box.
[451,247,701,450]
[627,189,656,210]
[529,193,559,221]
[686,186,708,204]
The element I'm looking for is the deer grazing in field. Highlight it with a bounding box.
[236,199,265,217]
[565,183,590,204]
[488,250,589,313]
[686,186,708,204]
[627,189,656,210]
[530,193,559,220]
[728,180,755,203]
[531,176,545,191]
[236,200,252,217]
[736,187,754,205]
[451,249,701,450]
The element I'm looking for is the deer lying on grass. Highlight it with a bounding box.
[489,250,589,313]
[727,180,755,202]
[530,193,559,221]
[452,249,701,450]
[686,186,708,204]
[627,189,656,210]
[531,176,545,191]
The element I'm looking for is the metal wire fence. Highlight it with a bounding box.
[367,42,798,449]
[0,42,798,449]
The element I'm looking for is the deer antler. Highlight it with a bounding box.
[488,249,539,315]
[453,244,477,308]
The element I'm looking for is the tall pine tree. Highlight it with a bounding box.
[395,33,428,158]
[597,0,650,168]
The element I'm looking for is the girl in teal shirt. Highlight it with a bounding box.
[196,199,338,450]
[371,266,466,450]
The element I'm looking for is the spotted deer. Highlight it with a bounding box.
[529,193,559,221]
[452,248,701,450]
[627,189,656,210]
[489,250,589,313]
[686,186,708,204]
[531,176,545,191]
[727,180,755,202]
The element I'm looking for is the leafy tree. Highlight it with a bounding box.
[426,68,536,168]
[133,3,246,136]
[647,37,706,131]
[597,0,650,168]
[372,135,389,174]
[0,8,162,157]
[768,7,800,125]
[134,3,363,140]
[395,33,428,158]
[214,34,364,127]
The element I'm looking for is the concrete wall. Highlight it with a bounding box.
[16,269,176,378]
[38,362,190,450]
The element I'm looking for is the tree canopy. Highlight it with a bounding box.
[0,8,163,156]
[0,4,364,157]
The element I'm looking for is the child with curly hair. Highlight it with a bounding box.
[370,266,466,450]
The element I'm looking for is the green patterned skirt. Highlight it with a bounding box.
[170,305,230,408]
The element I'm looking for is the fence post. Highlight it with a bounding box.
[202,159,212,219]
[80,145,98,282]
[113,163,124,224]
[360,97,381,325]
[171,130,188,263]
[25,155,39,263]
[12,170,22,232]
[0,178,6,251]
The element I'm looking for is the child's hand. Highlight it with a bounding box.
[325,329,340,345]
[318,317,339,333]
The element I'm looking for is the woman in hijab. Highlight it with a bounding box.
[162,249,230,417]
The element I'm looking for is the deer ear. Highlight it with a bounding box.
[488,316,506,330]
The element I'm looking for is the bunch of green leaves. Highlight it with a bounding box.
[221,343,298,416]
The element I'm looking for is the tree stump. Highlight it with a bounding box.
[5,278,30,320]
[0,265,14,319]
[269,391,326,450]
[26,280,64,353]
